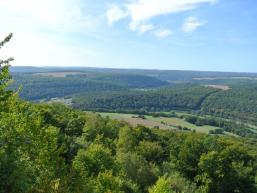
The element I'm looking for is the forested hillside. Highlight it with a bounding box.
[72,85,217,111]
[201,85,257,123]
[1,34,257,193]
[10,73,168,100]
[10,74,126,100]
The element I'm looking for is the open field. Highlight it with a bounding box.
[100,112,223,134]
[204,84,231,91]
[41,97,73,106]
[34,71,85,77]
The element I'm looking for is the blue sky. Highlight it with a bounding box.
[0,0,257,72]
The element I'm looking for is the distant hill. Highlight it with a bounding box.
[10,70,169,100]
[10,66,257,81]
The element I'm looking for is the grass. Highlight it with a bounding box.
[100,112,223,134]
[100,112,174,130]
[41,97,72,106]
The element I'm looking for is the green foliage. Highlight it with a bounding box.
[176,136,208,179]
[73,143,115,177]
[196,145,256,193]
[1,98,257,193]
[185,115,257,138]
[12,75,126,100]
[117,126,137,153]
[90,73,169,88]
[148,176,172,193]
[0,33,13,109]
[136,141,164,163]
[94,171,125,193]
[117,152,159,191]
[201,86,257,124]
[209,128,224,135]
[0,98,66,193]
[10,73,168,100]
[149,173,197,193]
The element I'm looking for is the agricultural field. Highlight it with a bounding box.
[100,112,225,134]
[34,71,85,77]
[204,84,231,91]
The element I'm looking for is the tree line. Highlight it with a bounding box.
[185,115,257,138]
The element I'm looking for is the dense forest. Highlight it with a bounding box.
[10,74,125,100]
[10,72,168,100]
[72,85,217,111]
[201,85,257,123]
[1,35,257,193]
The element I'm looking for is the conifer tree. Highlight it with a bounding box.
[0,33,13,105]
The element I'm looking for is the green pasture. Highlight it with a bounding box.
[100,112,223,134]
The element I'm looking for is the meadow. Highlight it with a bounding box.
[100,112,225,134]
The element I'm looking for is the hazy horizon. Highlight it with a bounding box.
[10,65,257,74]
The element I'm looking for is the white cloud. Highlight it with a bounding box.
[106,0,215,35]
[107,5,129,25]
[154,29,173,38]
[138,24,155,34]
[127,0,215,23]
[182,17,206,32]
[129,23,155,34]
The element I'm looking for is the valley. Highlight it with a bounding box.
[9,67,257,138]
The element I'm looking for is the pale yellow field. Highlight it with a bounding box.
[204,84,231,91]
[34,71,84,78]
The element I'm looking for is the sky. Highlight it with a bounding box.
[0,0,257,72]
